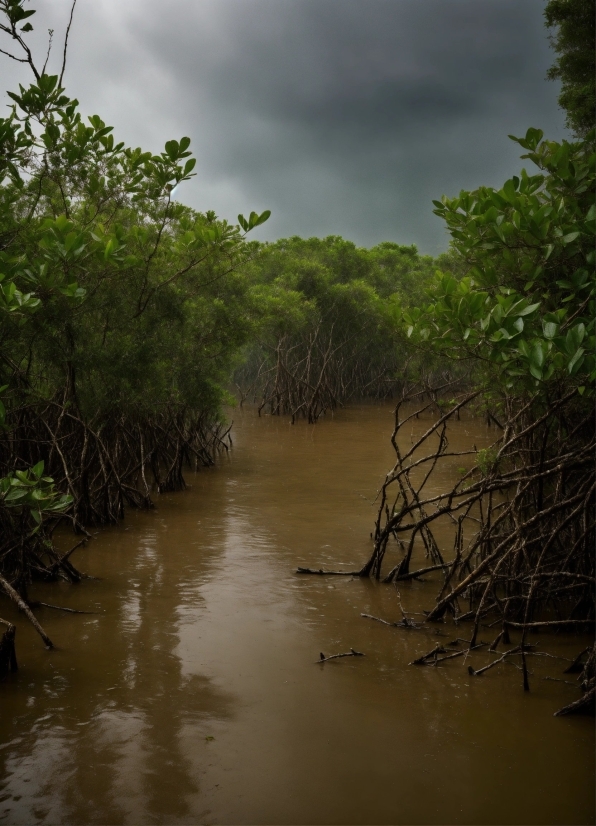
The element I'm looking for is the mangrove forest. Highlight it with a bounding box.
[0,0,593,823]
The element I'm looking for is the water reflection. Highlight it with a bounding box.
[0,511,235,824]
[0,404,593,825]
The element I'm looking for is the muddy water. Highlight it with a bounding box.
[0,404,594,825]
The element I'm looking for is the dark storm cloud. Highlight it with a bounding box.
[2,0,566,252]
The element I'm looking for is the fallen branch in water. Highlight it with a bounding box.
[504,619,595,630]
[468,645,523,676]
[410,641,487,666]
[410,644,447,665]
[297,567,361,576]
[0,574,53,649]
[435,643,486,664]
[395,563,451,581]
[543,677,577,685]
[29,602,96,615]
[317,648,364,663]
[361,612,422,629]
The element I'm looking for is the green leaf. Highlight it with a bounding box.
[165,140,179,160]
[4,488,28,502]
[183,158,196,176]
[517,302,541,317]
[502,179,517,202]
[254,209,271,227]
[518,339,531,358]
[561,231,580,245]
[542,321,557,340]
[568,347,585,374]
[529,343,545,369]
[565,324,586,354]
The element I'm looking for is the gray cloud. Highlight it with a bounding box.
[2,0,566,253]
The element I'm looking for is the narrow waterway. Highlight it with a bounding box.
[0,404,593,825]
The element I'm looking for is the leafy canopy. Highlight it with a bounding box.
[404,128,595,394]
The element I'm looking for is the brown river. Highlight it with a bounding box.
[0,404,594,825]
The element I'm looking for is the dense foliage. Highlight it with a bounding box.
[0,1,269,636]
[405,128,595,395]
[545,0,595,136]
[235,236,453,420]
[0,61,273,417]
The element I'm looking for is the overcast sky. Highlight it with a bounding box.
[2,0,566,254]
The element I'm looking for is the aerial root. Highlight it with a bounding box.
[554,684,595,716]
[312,383,594,702]
[0,402,232,656]
[554,643,595,716]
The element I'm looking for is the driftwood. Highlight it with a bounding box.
[410,641,487,666]
[361,613,422,630]
[410,644,447,665]
[434,643,486,664]
[29,602,96,615]
[297,567,360,576]
[317,648,364,663]
[467,645,525,676]
[391,563,451,582]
